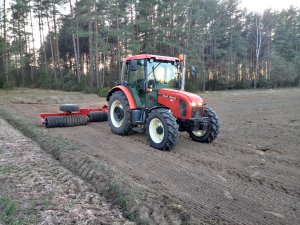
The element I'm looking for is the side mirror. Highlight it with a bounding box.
[190,65,197,76]
[130,60,137,71]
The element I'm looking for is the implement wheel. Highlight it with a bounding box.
[146,108,179,151]
[188,107,220,143]
[88,112,108,122]
[108,91,132,135]
[45,115,88,128]
[59,104,80,112]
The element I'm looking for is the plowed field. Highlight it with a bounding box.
[1,88,299,225]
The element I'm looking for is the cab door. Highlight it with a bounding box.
[126,60,147,107]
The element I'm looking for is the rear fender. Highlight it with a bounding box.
[106,85,137,109]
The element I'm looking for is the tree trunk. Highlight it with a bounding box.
[17,17,25,85]
[52,0,62,79]
[29,7,36,82]
[88,2,94,87]
[116,4,121,75]
[47,15,57,83]
[2,0,8,82]
[75,0,81,80]
[69,0,81,83]
[40,16,48,72]
[254,15,263,89]
[95,17,100,89]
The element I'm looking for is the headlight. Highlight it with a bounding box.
[191,102,203,107]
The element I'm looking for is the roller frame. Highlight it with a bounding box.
[40,104,108,126]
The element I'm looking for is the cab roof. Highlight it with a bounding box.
[123,54,179,62]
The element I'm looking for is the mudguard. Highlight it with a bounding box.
[106,85,137,109]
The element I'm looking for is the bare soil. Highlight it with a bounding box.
[0,117,133,225]
[1,88,300,224]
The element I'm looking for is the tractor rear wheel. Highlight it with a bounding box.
[108,91,132,135]
[188,107,220,143]
[146,108,179,151]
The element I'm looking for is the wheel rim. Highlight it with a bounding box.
[110,100,124,128]
[192,129,207,137]
[149,118,164,144]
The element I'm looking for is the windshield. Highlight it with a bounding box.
[147,60,180,89]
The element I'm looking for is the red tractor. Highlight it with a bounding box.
[40,54,220,151]
[106,54,220,150]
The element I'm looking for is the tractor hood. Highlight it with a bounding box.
[157,88,204,119]
[158,88,204,104]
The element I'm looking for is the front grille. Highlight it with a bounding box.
[191,107,203,118]
[179,99,187,117]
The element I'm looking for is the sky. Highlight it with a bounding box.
[240,0,300,13]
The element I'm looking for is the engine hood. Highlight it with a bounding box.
[158,88,204,103]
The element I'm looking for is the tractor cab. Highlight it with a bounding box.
[121,54,181,108]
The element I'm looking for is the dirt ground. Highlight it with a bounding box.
[1,88,299,224]
[0,117,133,225]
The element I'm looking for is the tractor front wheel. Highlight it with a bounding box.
[146,108,179,151]
[188,107,220,143]
[108,91,132,135]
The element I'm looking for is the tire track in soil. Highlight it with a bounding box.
[47,123,299,225]
[102,123,300,202]
[174,137,300,198]
[5,89,300,225]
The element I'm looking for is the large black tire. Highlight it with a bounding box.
[88,112,108,122]
[146,108,179,151]
[45,116,67,128]
[45,115,88,128]
[188,107,220,143]
[108,91,132,135]
[59,104,80,112]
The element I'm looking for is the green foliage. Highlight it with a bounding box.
[35,71,52,89]
[95,87,111,97]
[0,0,300,92]
[0,74,15,90]
[0,194,37,225]
[0,74,5,88]
[0,195,17,224]
[31,193,53,211]
[0,166,14,174]
[269,51,298,87]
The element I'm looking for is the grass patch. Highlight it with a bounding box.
[31,193,53,211]
[0,166,15,174]
[0,88,105,105]
[0,194,38,225]
[107,180,138,221]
